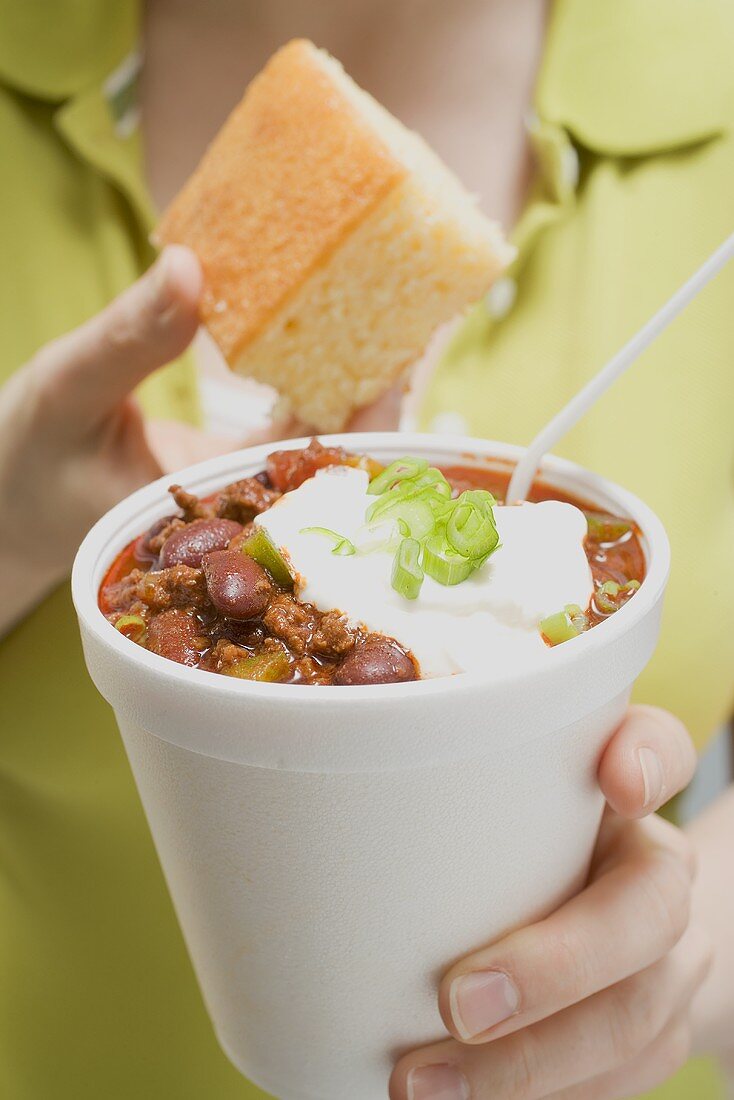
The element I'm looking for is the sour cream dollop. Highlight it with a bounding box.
[256,467,593,678]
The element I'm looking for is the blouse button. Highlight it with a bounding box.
[562,143,580,190]
[485,276,517,320]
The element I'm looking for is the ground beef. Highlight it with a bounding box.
[104,569,148,616]
[146,517,187,555]
[206,638,246,673]
[216,617,266,648]
[216,478,281,523]
[168,484,217,522]
[136,565,210,613]
[204,636,293,679]
[310,610,357,658]
[262,593,320,656]
[291,656,335,685]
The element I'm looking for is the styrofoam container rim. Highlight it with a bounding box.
[72,432,670,707]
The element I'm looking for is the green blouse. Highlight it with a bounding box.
[0,1,730,1097]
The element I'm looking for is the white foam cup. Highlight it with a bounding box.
[72,433,670,1100]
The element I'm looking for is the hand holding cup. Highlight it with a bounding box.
[391,706,706,1100]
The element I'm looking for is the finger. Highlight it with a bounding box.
[146,412,307,475]
[591,804,696,881]
[598,705,697,819]
[95,397,163,497]
[32,245,201,425]
[436,815,694,1044]
[545,1014,692,1100]
[236,413,305,447]
[348,380,405,431]
[399,314,466,428]
[391,930,708,1100]
[144,420,238,474]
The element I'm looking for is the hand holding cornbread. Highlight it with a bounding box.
[0,246,205,636]
[0,37,508,634]
[154,39,513,431]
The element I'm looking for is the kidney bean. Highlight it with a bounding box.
[203,550,272,621]
[334,637,417,685]
[146,609,203,667]
[159,518,243,569]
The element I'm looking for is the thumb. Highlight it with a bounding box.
[598,705,697,819]
[34,245,201,426]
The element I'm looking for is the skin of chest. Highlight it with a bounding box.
[140,0,548,227]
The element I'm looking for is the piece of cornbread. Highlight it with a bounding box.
[155,39,513,429]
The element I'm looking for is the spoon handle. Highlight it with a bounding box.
[507,230,734,504]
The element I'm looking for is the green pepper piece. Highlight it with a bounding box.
[240,528,294,588]
[595,578,641,615]
[224,649,291,682]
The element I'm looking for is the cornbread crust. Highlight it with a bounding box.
[155,39,407,361]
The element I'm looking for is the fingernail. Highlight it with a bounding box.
[638,746,664,809]
[406,1064,470,1100]
[449,969,520,1039]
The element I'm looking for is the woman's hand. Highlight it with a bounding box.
[390,706,706,1100]
[0,246,211,632]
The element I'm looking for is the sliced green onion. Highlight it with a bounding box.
[446,499,499,559]
[114,613,147,644]
[364,456,500,599]
[365,495,392,524]
[565,604,589,632]
[241,527,294,588]
[406,467,453,497]
[333,539,356,556]
[424,490,456,518]
[423,535,477,586]
[586,513,632,543]
[540,610,581,646]
[395,499,435,541]
[366,468,452,523]
[366,483,437,524]
[300,527,356,556]
[367,457,428,495]
[391,537,424,599]
[367,497,435,541]
[224,649,290,682]
[595,578,641,615]
[455,488,497,514]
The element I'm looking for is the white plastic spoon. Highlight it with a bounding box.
[506,230,734,504]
